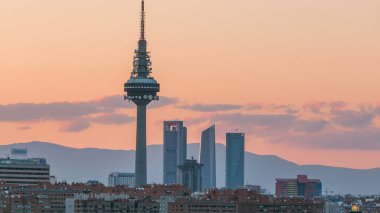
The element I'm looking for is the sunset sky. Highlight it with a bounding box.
[0,0,379,169]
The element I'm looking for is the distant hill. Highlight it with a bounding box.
[0,141,379,195]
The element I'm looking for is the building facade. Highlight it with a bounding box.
[199,124,216,190]
[276,175,322,198]
[0,188,75,212]
[0,158,50,185]
[108,172,135,187]
[226,133,245,189]
[178,158,203,192]
[0,183,191,212]
[169,199,237,213]
[163,121,187,184]
[168,190,326,213]
[238,199,325,213]
[65,193,159,213]
[66,198,160,213]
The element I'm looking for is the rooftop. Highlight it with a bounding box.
[0,158,48,166]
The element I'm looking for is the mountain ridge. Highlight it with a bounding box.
[0,141,379,195]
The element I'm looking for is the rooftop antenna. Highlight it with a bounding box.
[140,0,145,40]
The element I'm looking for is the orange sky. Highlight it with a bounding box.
[0,0,380,169]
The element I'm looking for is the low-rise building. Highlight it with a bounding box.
[169,189,325,213]
[66,198,159,213]
[238,199,325,213]
[276,175,322,198]
[108,172,135,187]
[0,158,51,186]
[169,199,237,213]
[0,183,190,212]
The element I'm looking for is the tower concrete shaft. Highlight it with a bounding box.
[135,105,147,186]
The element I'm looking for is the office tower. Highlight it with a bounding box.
[163,121,187,184]
[108,172,136,187]
[276,175,322,198]
[124,0,160,187]
[199,124,216,189]
[178,158,203,192]
[0,157,50,185]
[225,133,245,189]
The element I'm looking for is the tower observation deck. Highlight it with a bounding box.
[124,0,160,187]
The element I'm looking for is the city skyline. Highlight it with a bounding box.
[0,0,380,170]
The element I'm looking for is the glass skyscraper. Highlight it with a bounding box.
[199,125,216,189]
[226,133,245,189]
[163,121,187,184]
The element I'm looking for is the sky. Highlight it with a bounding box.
[0,0,380,169]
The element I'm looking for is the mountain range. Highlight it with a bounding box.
[0,141,379,195]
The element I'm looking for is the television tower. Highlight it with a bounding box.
[124,0,160,187]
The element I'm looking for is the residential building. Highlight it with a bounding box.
[238,199,325,213]
[0,183,190,212]
[169,199,237,213]
[66,197,160,213]
[1,188,75,212]
[276,175,322,198]
[168,189,325,213]
[244,185,267,194]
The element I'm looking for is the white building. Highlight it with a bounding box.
[108,172,135,187]
[0,157,51,185]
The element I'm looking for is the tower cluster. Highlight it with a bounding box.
[123,0,245,190]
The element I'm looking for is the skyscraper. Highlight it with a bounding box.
[178,158,203,192]
[226,133,245,189]
[199,125,216,189]
[124,0,160,187]
[163,121,187,184]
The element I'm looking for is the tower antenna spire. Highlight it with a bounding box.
[140,0,145,40]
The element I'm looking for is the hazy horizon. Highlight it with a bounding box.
[2,140,380,171]
[3,141,380,195]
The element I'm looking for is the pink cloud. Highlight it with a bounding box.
[58,119,91,133]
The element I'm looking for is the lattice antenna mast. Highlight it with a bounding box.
[131,0,152,79]
[140,0,145,40]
